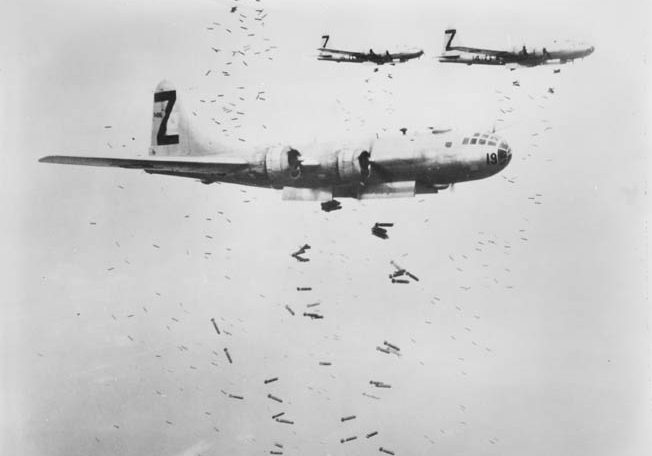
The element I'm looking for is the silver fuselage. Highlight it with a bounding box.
[208,131,512,196]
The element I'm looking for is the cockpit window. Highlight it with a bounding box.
[479,139,486,145]
[499,142,508,149]
[462,138,469,145]
[481,134,489,139]
[488,141,496,146]
[445,141,452,148]
[473,132,480,137]
[470,138,478,144]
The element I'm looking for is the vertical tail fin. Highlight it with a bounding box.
[149,80,242,158]
[320,34,330,49]
[150,80,193,157]
[443,29,457,52]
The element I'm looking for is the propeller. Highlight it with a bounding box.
[357,150,394,184]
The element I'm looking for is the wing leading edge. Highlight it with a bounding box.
[318,48,366,57]
[448,46,510,57]
[39,155,249,177]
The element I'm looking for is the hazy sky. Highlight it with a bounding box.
[1,0,650,455]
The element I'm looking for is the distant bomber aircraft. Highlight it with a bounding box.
[439,29,594,67]
[317,35,424,65]
[40,81,512,210]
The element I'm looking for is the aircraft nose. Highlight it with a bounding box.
[497,139,512,167]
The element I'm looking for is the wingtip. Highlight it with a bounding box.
[39,155,72,164]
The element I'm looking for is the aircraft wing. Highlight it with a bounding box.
[317,55,365,63]
[450,46,511,57]
[39,155,249,178]
[388,51,420,60]
[438,55,507,66]
[318,48,366,58]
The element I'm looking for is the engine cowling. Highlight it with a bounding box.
[337,147,371,184]
[265,145,304,188]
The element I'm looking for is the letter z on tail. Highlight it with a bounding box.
[39,80,248,182]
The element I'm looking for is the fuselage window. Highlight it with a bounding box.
[462,138,469,145]
[470,138,478,144]
[445,141,452,148]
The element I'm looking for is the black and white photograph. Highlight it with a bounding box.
[2,0,650,455]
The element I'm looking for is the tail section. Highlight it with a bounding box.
[151,80,186,156]
[443,29,457,52]
[320,34,330,49]
[150,80,223,157]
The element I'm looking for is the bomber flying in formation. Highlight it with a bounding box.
[438,28,594,67]
[39,81,512,210]
[317,35,424,65]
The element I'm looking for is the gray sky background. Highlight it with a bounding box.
[1,0,650,455]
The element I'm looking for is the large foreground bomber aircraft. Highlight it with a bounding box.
[40,81,512,207]
[439,28,594,67]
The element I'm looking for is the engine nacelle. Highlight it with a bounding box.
[337,147,371,184]
[264,145,304,188]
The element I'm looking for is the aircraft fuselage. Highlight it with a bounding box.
[439,29,594,67]
[154,131,512,199]
[439,45,595,67]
